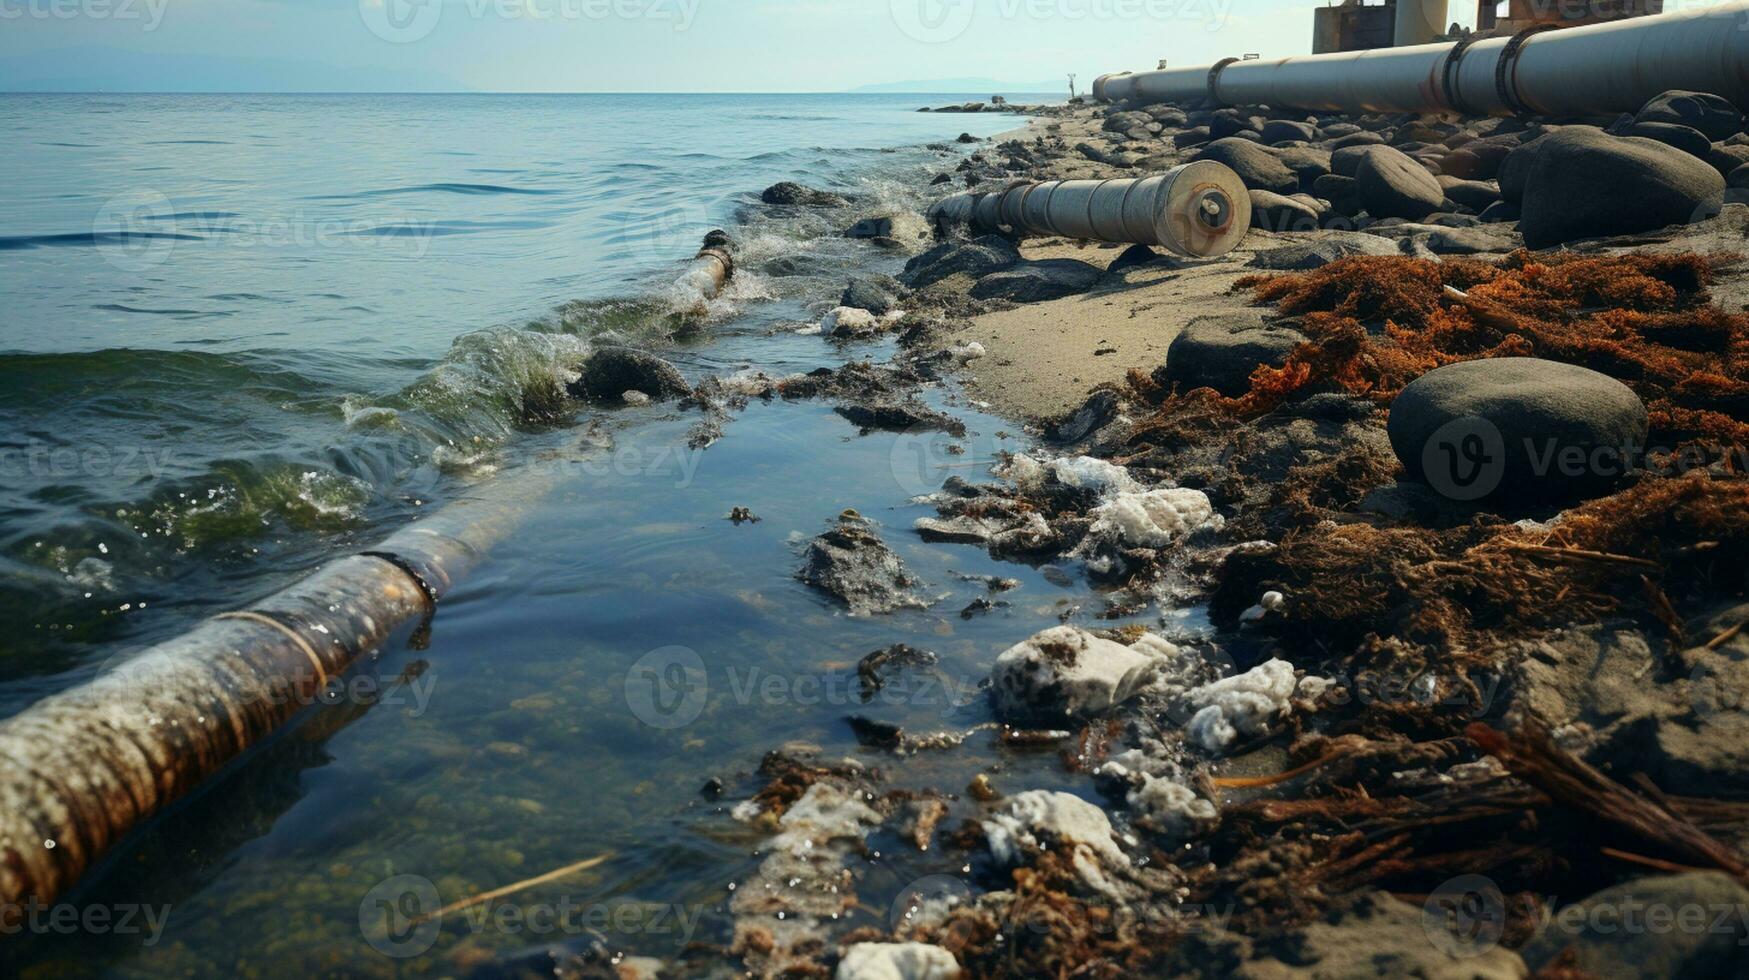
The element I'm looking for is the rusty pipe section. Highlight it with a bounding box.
[1096,2,1749,117]
[0,232,733,911]
[676,228,734,299]
[927,161,1252,258]
[0,484,538,910]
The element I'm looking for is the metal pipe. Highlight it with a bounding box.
[0,233,733,911]
[1097,3,1749,117]
[1394,0,1450,47]
[927,161,1252,258]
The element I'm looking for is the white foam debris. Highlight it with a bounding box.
[822,306,879,337]
[1086,488,1223,549]
[1184,659,1299,753]
[1127,771,1219,838]
[836,942,961,980]
[947,341,985,363]
[990,625,1179,720]
[998,453,1138,495]
[983,790,1130,897]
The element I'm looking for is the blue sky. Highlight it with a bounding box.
[0,0,1467,92]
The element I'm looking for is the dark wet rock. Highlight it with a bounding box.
[760,181,846,207]
[1047,388,1125,445]
[1330,144,1376,177]
[1330,130,1387,149]
[955,132,979,143]
[1520,873,1749,979]
[568,347,689,403]
[1498,130,1560,204]
[1248,231,1400,270]
[840,274,905,315]
[1422,225,1517,255]
[1732,163,1749,191]
[1248,189,1321,233]
[1709,142,1749,180]
[780,361,964,435]
[700,776,725,799]
[1628,120,1713,159]
[1275,144,1333,189]
[899,234,1020,289]
[1355,145,1446,221]
[969,258,1101,303]
[1158,891,1527,979]
[1105,243,1162,275]
[855,643,938,699]
[1438,176,1502,212]
[1209,109,1259,140]
[728,506,760,525]
[1479,200,1520,224]
[1173,126,1213,149]
[1190,138,1299,195]
[1519,129,1725,248]
[835,401,958,434]
[1161,313,1307,397]
[1261,119,1317,145]
[1636,89,1745,142]
[846,715,903,749]
[1387,357,1648,504]
[797,514,926,616]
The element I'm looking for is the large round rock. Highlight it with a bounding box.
[1388,358,1648,504]
[1519,129,1725,248]
[1190,138,1299,195]
[1354,145,1446,220]
[1636,90,1745,142]
[569,347,690,403]
[1161,314,1307,397]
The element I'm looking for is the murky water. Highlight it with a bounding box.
[0,93,1175,977]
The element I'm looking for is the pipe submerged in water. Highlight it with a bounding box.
[0,232,733,911]
[1095,2,1749,117]
[927,162,1253,258]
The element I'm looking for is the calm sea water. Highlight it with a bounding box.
[0,93,1144,978]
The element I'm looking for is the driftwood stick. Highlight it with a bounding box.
[412,852,614,925]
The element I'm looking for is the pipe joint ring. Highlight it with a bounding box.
[1206,57,1240,107]
[1495,24,1560,117]
[1440,35,1480,117]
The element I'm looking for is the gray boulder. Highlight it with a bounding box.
[968,259,1101,303]
[569,347,690,403]
[1331,144,1374,177]
[797,515,926,616]
[761,181,846,207]
[900,234,1019,289]
[1733,163,1749,191]
[1275,144,1333,189]
[1520,873,1749,979]
[1249,231,1399,270]
[1708,142,1749,178]
[1439,176,1502,213]
[1519,129,1726,248]
[1190,138,1299,194]
[1355,145,1446,221]
[1161,313,1307,396]
[1387,357,1648,504]
[1173,126,1213,149]
[1498,130,1561,205]
[1248,189,1322,233]
[1628,121,1712,160]
[1330,130,1387,149]
[840,275,905,315]
[1261,119,1317,145]
[1636,90,1744,142]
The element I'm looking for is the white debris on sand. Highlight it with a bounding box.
[1127,771,1219,838]
[990,625,1180,720]
[1083,487,1224,549]
[836,942,961,980]
[822,306,879,337]
[1184,659,1301,754]
[998,453,1139,495]
[982,790,1131,897]
[947,341,985,363]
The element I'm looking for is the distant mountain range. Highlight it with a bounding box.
[848,78,1072,95]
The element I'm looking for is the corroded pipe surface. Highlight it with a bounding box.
[927,161,1252,258]
[1097,3,1749,117]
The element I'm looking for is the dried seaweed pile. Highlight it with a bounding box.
[1236,251,1749,447]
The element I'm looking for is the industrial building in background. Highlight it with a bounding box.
[1313,0,1662,52]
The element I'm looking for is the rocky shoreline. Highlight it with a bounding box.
[533,93,1749,979]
